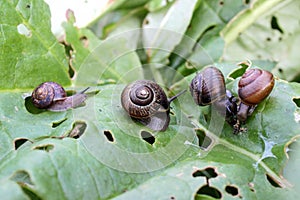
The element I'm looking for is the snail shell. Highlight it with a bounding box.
[238,68,274,106]
[32,82,66,108]
[31,82,88,112]
[190,66,226,106]
[234,68,275,132]
[121,80,171,131]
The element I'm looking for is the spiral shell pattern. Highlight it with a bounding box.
[190,66,226,106]
[31,82,66,108]
[238,69,274,105]
[121,80,169,119]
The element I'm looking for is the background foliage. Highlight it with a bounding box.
[0,0,300,199]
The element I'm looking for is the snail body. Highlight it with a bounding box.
[31,82,88,112]
[121,80,185,132]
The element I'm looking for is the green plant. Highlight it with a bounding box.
[0,0,299,199]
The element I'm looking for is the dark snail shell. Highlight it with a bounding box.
[31,82,88,112]
[238,68,274,106]
[121,80,172,132]
[32,82,66,109]
[190,66,226,106]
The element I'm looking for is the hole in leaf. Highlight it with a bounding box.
[196,129,212,149]
[248,182,255,192]
[26,4,31,8]
[68,65,75,79]
[228,65,247,79]
[80,36,89,48]
[10,170,34,186]
[21,187,42,200]
[68,121,87,139]
[10,170,42,200]
[293,98,300,107]
[33,144,54,152]
[244,0,250,4]
[271,16,284,34]
[196,185,222,199]
[141,131,155,145]
[14,138,31,150]
[104,130,114,142]
[225,185,239,196]
[52,118,67,128]
[24,96,44,114]
[266,37,271,42]
[266,174,282,188]
[144,19,149,25]
[192,167,218,179]
[219,1,224,5]
[169,110,175,116]
[60,41,75,78]
[66,89,77,96]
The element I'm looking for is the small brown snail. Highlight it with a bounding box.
[190,66,238,125]
[234,68,275,133]
[121,80,185,132]
[31,81,88,112]
[190,66,226,106]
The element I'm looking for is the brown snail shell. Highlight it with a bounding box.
[121,80,184,132]
[31,82,88,112]
[238,68,274,106]
[234,68,275,133]
[32,82,66,108]
[190,66,226,106]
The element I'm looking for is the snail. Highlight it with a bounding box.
[190,66,238,125]
[234,68,275,133]
[121,80,186,132]
[190,66,226,106]
[31,81,89,112]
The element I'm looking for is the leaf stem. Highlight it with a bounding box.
[190,118,291,188]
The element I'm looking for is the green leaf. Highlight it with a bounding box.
[221,0,286,44]
[145,0,175,12]
[0,138,155,199]
[1,0,300,199]
[75,31,143,86]
[170,0,248,69]
[0,0,70,89]
[114,160,297,199]
[62,10,101,72]
[142,0,198,64]
[222,0,300,81]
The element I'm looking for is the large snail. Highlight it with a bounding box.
[121,80,185,132]
[190,66,238,125]
[235,68,275,131]
[31,81,88,112]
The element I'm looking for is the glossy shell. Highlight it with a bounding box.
[121,80,169,119]
[121,80,171,131]
[31,82,66,108]
[238,69,274,105]
[190,66,226,106]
